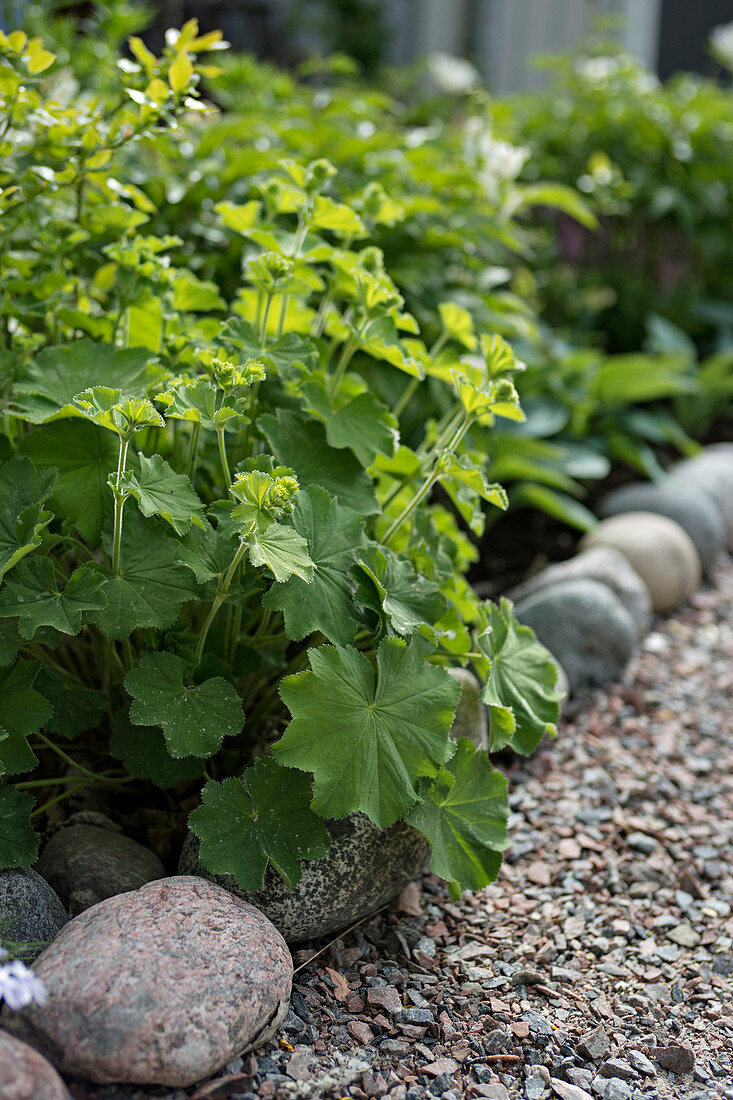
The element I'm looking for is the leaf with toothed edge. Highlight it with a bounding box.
[407,739,509,900]
[125,651,244,760]
[189,757,331,891]
[275,637,460,828]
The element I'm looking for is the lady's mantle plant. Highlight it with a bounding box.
[0,24,560,900]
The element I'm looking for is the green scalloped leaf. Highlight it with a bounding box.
[110,710,206,786]
[89,512,200,640]
[35,668,107,739]
[0,787,38,868]
[118,454,205,535]
[0,560,107,640]
[301,381,398,468]
[13,341,163,423]
[477,597,561,755]
[353,545,446,638]
[0,661,52,777]
[0,458,56,581]
[247,522,314,583]
[20,420,120,542]
[275,637,460,828]
[189,757,331,891]
[408,739,508,900]
[262,486,366,644]
[125,651,244,759]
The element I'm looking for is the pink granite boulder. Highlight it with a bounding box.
[19,876,292,1087]
[0,1029,71,1100]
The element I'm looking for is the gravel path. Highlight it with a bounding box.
[199,557,733,1100]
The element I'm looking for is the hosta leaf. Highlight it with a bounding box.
[353,545,446,637]
[189,757,331,891]
[509,483,597,532]
[0,661,52,776]
[0,787,38,868]
[21,420,119,542]
[89,512,200,640]
[13,341,162,424]
[118,454,205,535]
[512,182,597,230]
[0,458,56,581]
[263,486,366,645]
[0,560,107,640]
[407,739,508,899]
[593,354,698,406]
[110,710,206,786]
[301,382,399,468]
[261,410,379,515]
[125,651,244,759]
[247,522,314,583]
[35,668,107,739]
[275,637,460,827]
[477,598,560,755]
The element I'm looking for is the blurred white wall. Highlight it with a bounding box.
[406,0,662,93]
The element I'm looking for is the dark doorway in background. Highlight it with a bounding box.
[658,0,733,80]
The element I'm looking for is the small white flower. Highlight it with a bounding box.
[0,959,48,1010]
[711,22,733,69]
[574,56,621,82]
[427,52,480,95]
[463,117,529,199]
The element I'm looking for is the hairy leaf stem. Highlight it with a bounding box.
[383,470,439,544]
[393,333,447,418]
[186,421,201,480]
[276,215,308,337]
[111,437,130,576]
[34,731,128,786]
[328,336,357,399]
[195,540,248,663]
[216,426,231,488]
[259,291,274,346]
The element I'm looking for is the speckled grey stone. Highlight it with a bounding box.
[36,824,165,915]
[581,512,701,611]
[0,869,68,962]
[598,482,725,571]
[447,667,488,750]
[667,450,733,549]
[507,545,652,642]
[179,813,430,943]
[0,1029,72,1100]
[514,578,637,693]
[18,877,292,1086]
